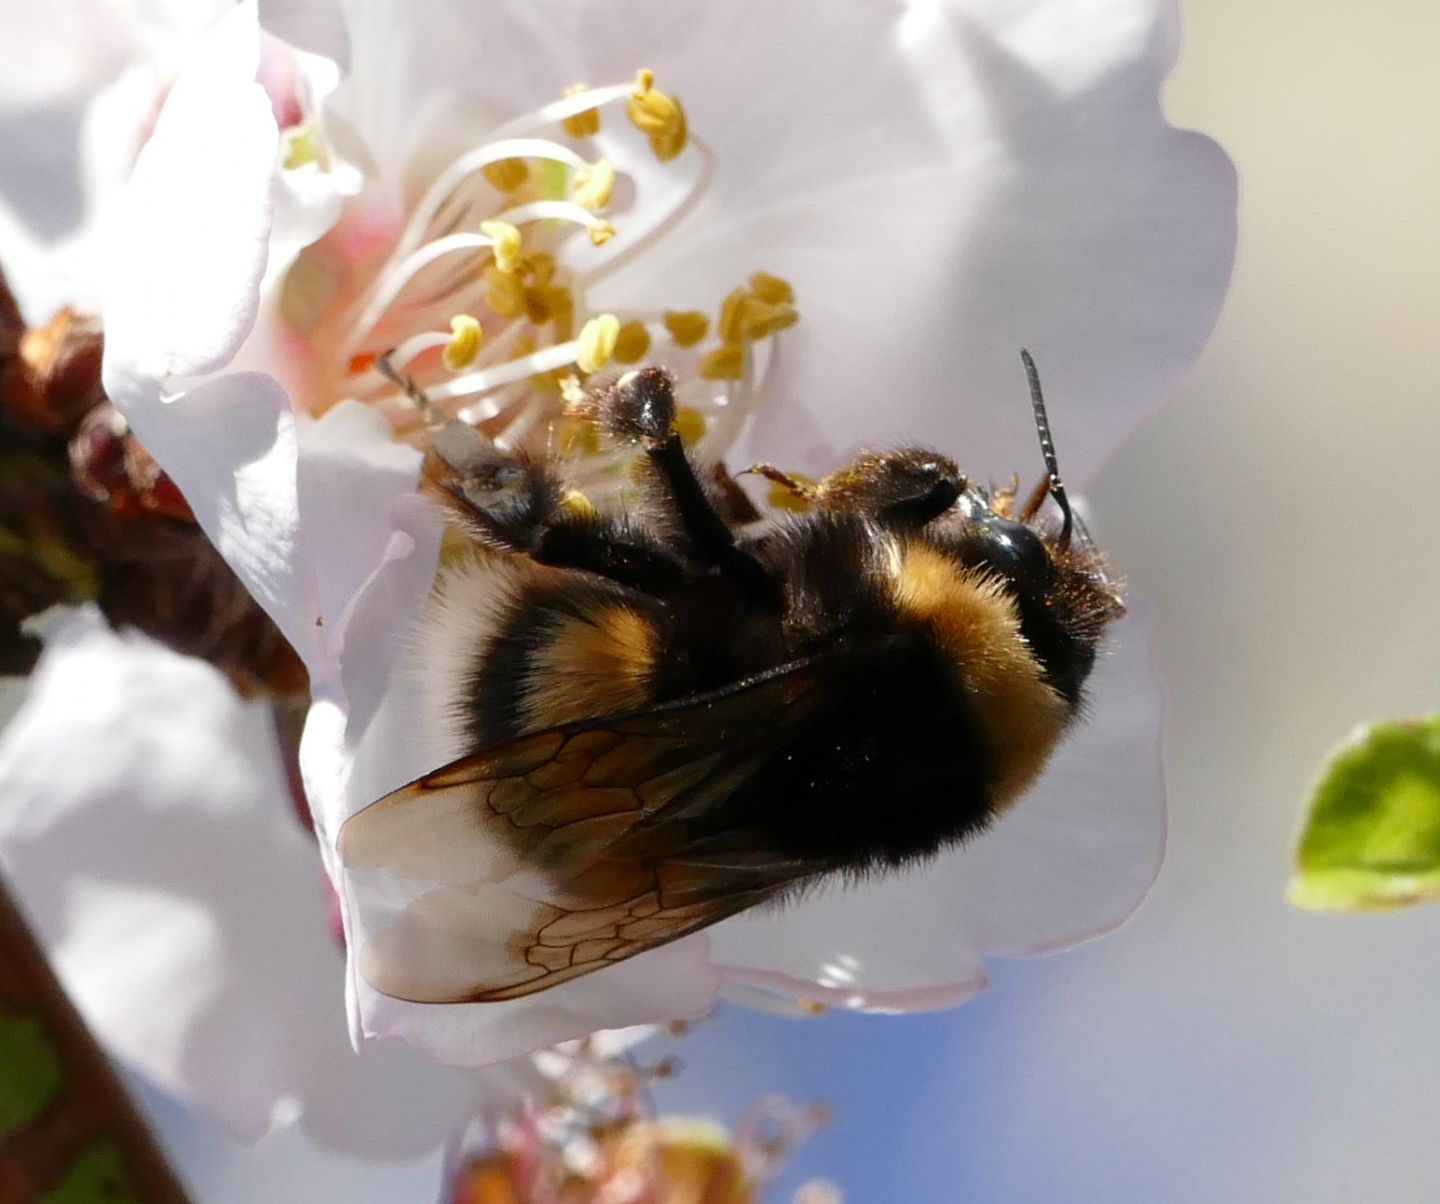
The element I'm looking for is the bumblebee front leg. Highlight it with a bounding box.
[574,369,780,606]
[424,420,685,595]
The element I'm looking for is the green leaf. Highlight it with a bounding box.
[40,1140,143,1204]
[1290,713,1440,910]
[0,1009,65,1137]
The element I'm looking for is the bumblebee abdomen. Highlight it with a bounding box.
[711,630,997,868]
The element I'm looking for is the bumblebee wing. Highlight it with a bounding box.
[338,657,833,1003]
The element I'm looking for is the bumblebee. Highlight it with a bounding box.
[339,353,1125,1003]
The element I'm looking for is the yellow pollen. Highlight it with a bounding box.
[480,220,523,273]
[699,342,745,380]
[663,310,710,347]
[749,270,796,306]
[561,84,601,138]
[613,319,652,364]
[559,374,587,408]
[577,313,621,373]
[588,219,616,246]
[482,157,530,193]
[484,266,525,317]
[673,405,706,445]
[559,487,597,518]
[628,68,688,162]
[572,158,616,210]
[442,314,483,371]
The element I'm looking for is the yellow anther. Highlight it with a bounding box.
[572,158,616,210]
[663,310,710,347]
[482,157,530,193]
[588,219,616,246]
[765,471,817,513]
[740,298,799,340]
[613,319,651,364]
[544,285,576,339]
[281,124,322,170]
[532,368,566,396]
[524,252,557,285]
[699,341,745,380]
[558,488,597,518]
[442,314,483,371]
[561,84,601,138]
[484,265,526,317]
[627,68,688,162]
[673,405,706,446]
[768,482,812,512]
[717,287,750,345]
[523,287,552,326]
[576,313,621,373]
[480,220,523,273]
[749,270,796,306]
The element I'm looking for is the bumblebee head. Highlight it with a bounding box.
[924,353,1125,706]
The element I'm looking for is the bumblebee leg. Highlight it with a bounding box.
[576,369,780,606]
[425,421,686,595]
[704,461,764,527]
[745,463,820,511]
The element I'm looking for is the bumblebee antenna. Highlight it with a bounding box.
[377,349,438,426]
[1019,348,1072,548]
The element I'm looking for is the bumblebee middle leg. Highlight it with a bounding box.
[576,368,780,607]
[424,420,685,595]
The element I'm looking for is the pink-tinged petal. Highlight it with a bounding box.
[103,0,278,392]
[705,603,1164,1008]
[0,610,493,1154]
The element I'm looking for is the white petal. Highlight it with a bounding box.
[584,0,1237,485]
[259,0,351,70]
[353,943,721,1069]
[103,0,278,391]
[0,611,496,1153]
[0,0,135,107]
[706,604,1165,1008]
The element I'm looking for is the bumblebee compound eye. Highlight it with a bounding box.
[965,518,1051,584]
[817,448,966,526]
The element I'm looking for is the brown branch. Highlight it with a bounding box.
[0,871,192,1203]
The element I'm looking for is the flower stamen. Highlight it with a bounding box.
[628,69,688,162]
[561,84,601,138]
[442,315,484,371]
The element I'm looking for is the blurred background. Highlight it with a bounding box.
[18,0,1440,1200]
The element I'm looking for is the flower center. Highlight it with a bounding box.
[277,71,798,488]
